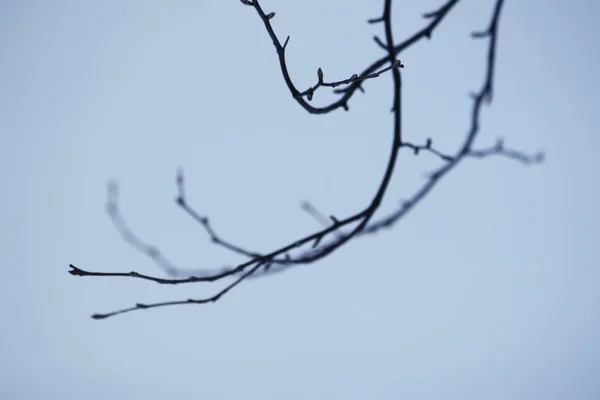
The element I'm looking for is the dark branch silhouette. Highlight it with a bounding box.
[70,0,543,319]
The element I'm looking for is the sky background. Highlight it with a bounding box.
[1,0,599,399]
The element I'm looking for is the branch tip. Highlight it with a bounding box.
[495,138,504,150]
[368,16,384,24]
[535,152,545,162]
[374,36,387,50]
[68,264,83,276]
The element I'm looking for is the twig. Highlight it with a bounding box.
[243,0,459,114]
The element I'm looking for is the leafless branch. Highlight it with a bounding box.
[70,0,543,318]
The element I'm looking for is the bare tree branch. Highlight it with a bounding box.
[242,0,458,113]
[70,0,543,318]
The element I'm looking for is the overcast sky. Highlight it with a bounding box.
[1,0,599,399]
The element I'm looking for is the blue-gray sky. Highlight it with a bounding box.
[1,0,599,398]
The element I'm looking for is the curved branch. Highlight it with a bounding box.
[69,0,544,318]
[245,0,458,114]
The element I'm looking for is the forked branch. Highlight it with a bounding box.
[70,0,543,318]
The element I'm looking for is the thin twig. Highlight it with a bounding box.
[245,0,459,114]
